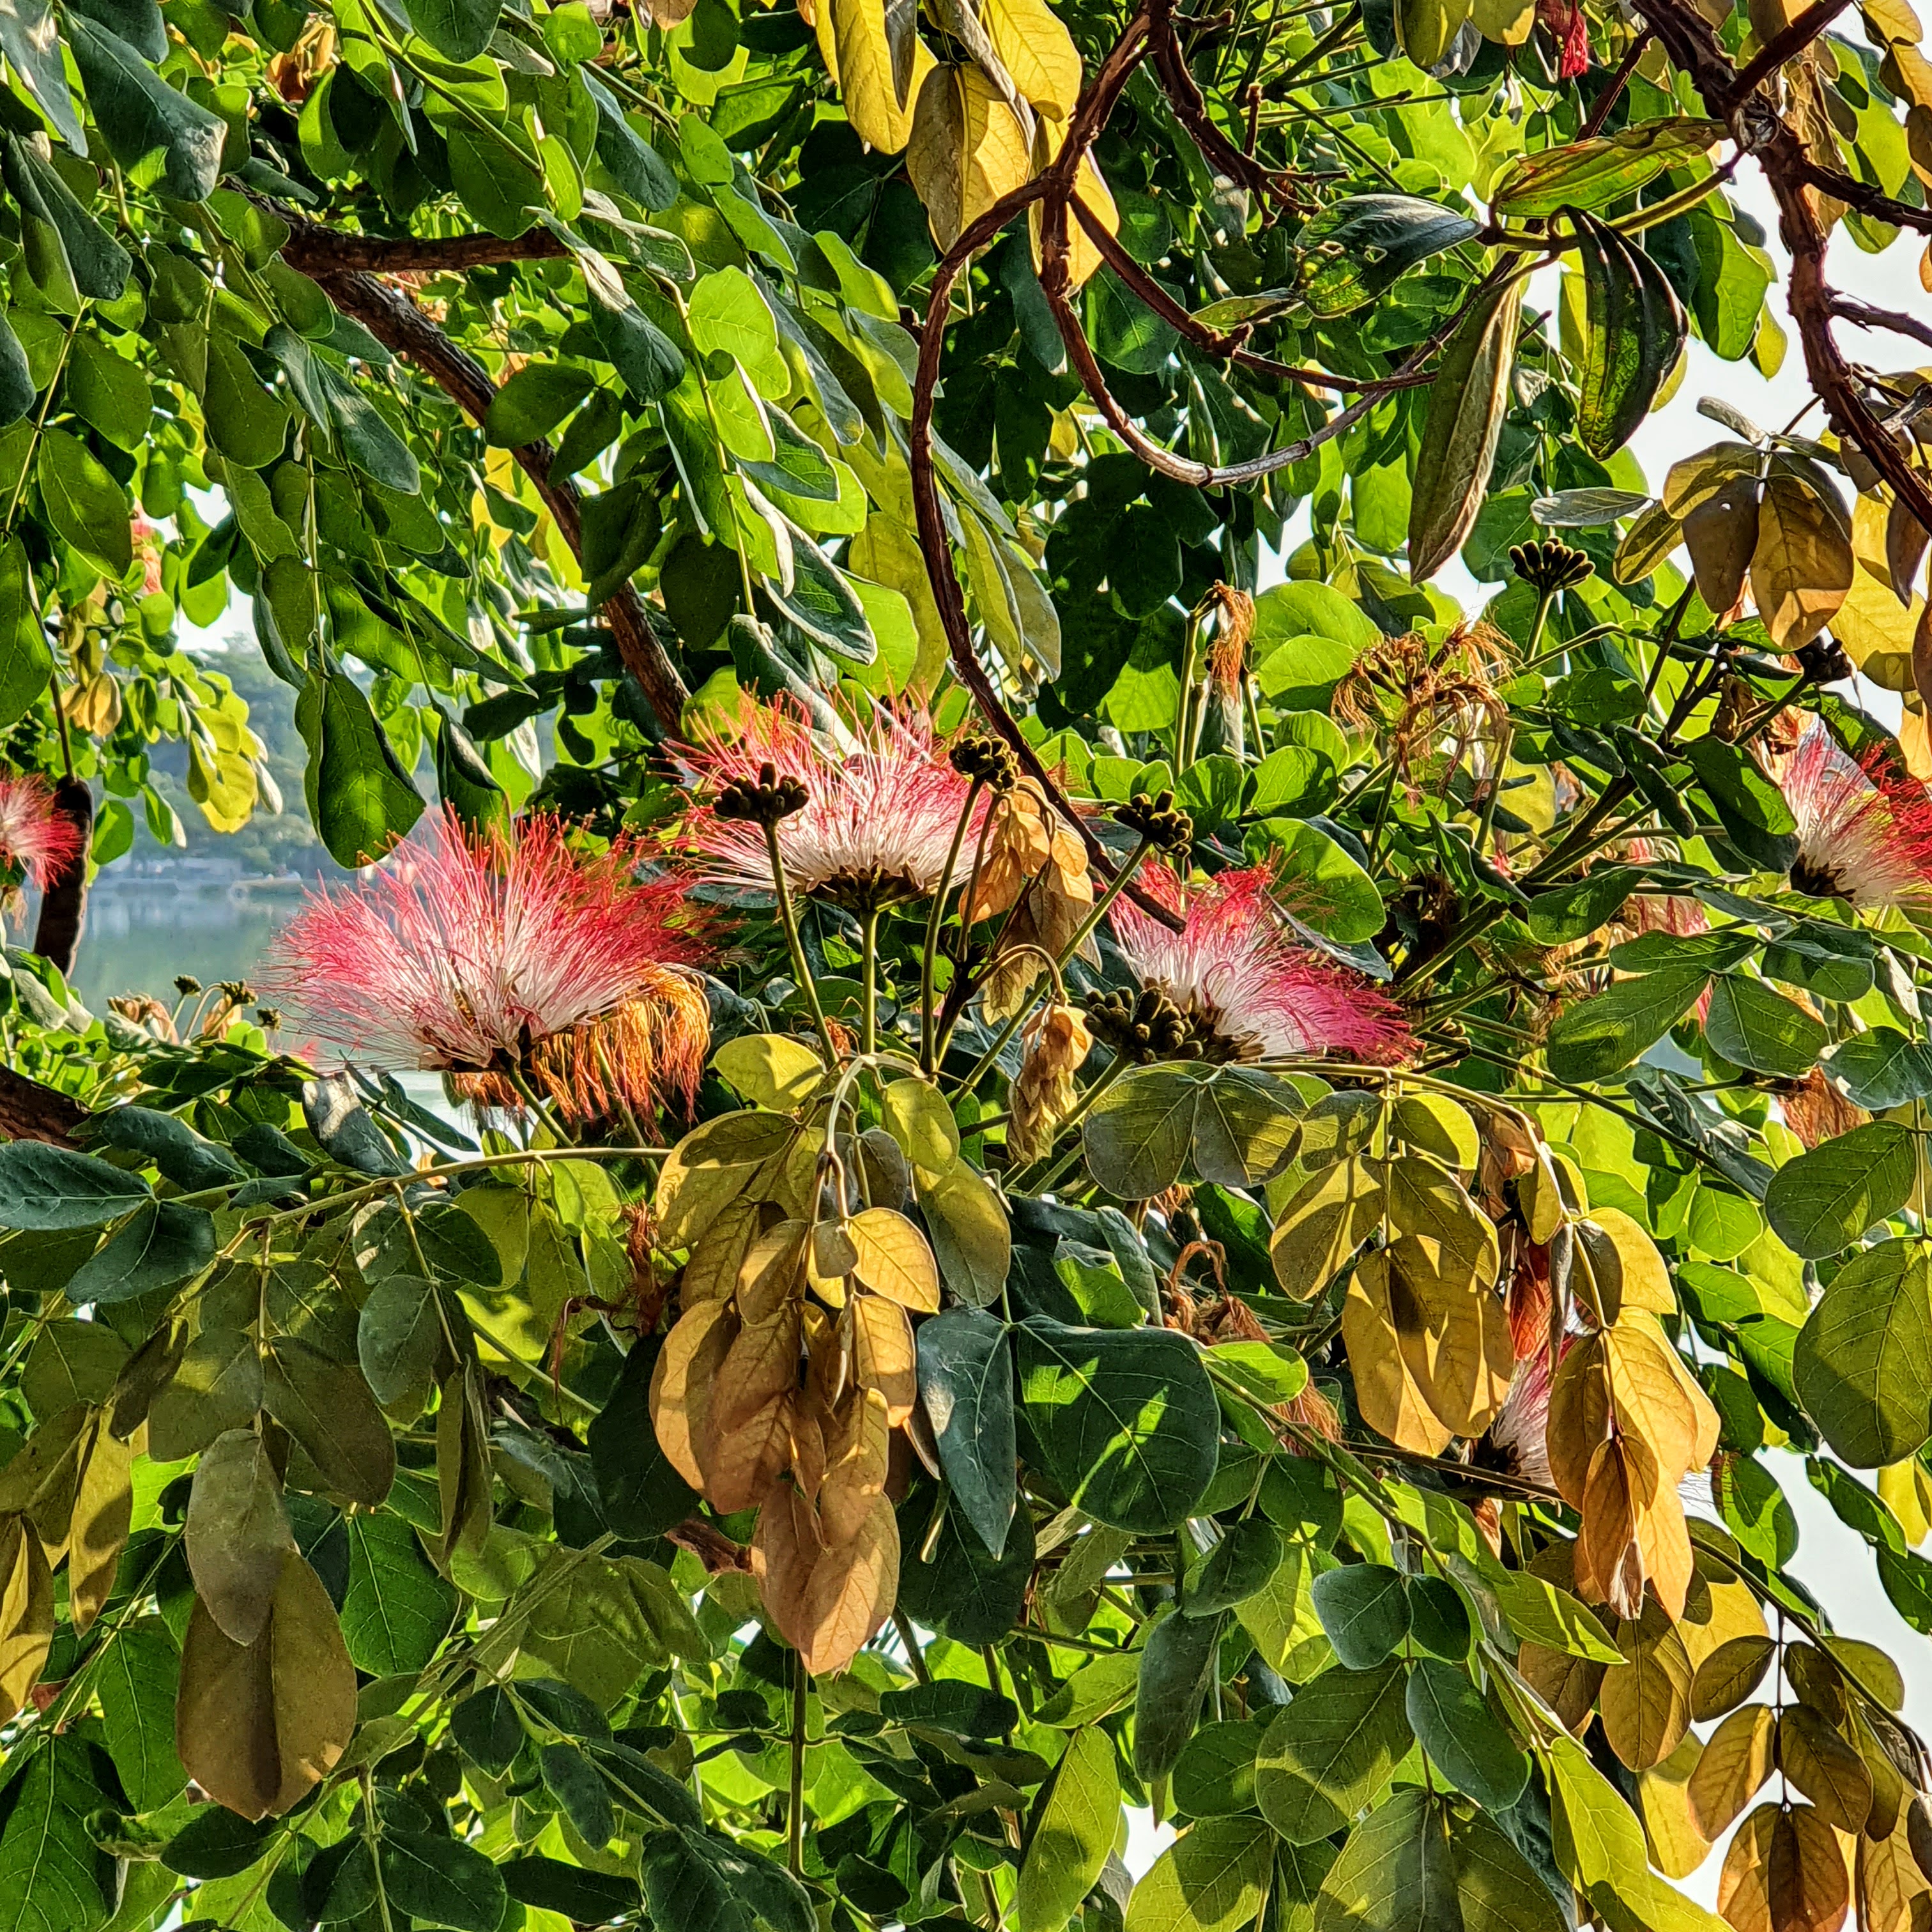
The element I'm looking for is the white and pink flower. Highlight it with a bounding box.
[676,697,988,912]
[0,772,85,893]
[1109,862,1414,1064]
[1779,716,1932,914]
[267,808,710,1123]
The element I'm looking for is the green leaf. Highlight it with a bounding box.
[95,1618,187,1812]
[342,1512,456,1674]
[1255,1661,1411,1844]
[588,1335,702,1540]
[1488,1570,1621,1661]
[263,1336,395,1506]
[85,1105,243,1191]
[1685,737,1799,872]
[66,14,226,201]
[1016,1317,1220,1534]
[503,1855,643,1922]
[1544,966,1710,1084]
[401,0,502,61]
[1134,1609,1223,1782]
[542,1742,617,1846]
[0,0,82,152]
[378,1830,507,1932]
[1310,1563,1410,1669]
[301,671,426,867]
[355,1273,442,1410]
[1405,1658,1528,1809]
[1408,275,1524,582]
[1572,213,1684,461]
[1525,867,1642,945]
[4,136,130,302]
[1764,1121,1915,1259]
[1312,1789,1457,1932]
[0,1143,150,1230]
[0,537,50,726]
[915,1308,1015,1560]
[0,1738,117,1932]
[1084,1065,1204,1200]
[1014,1727,1119,1932]
[66,1200,215,1304]
[1296,195,1480,317]
[1795,1239,1932,1467]
[1184,1519,1282,1616]
[1261,818,1384,944]
[1124,1816,1274,1932]
[485,362,599,446]
[640,1828,751,1932]
[878,1680,1018,1736]
[36,425,132,574]
[585,71,678,209]
[1701,976,1827,1078]
[1491,119,1728,218]
[1820,1029,1932,1110]
[1171,1722,1263,1819]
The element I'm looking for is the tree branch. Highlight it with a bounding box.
[279,229,571,277]
[1731,0,1853,96]
[0,1067,84,1146]
[1633,0,1932,546]
[285,241,691,733]
[1828,293,1932,353]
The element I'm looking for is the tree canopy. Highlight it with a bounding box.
[6,0,1932,1929]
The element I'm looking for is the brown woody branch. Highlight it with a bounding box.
[1784,153,1932,235]
[0,1066,84,1146]
[1828,293,1932,353]
[1066,198,1432,394]
[279,229,690,732]
[1634,0,1932,544]
[1731,0,1853,96]
[279,229,571,277]
[1149,0,1297,206]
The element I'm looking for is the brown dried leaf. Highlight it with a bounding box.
[820,1388,891,1546]
[706,1393,794,1514]
[739,1219,809,1323]
[1517,1641,1607,1734]
[800,1491,899,1676]
[684,1197,763,1306]
[175,1549,356,1820]
[1546,1336,1613,1508]
[1387,1234,1514,1438]
[716,1306,803,1437]
[185,1427,292,1647]
[1778,1704,1874,1835]
[752,1483,824,1652]
[850,1293,917,1425]
[650,1299,734,1492]
[1751,472,1855,652]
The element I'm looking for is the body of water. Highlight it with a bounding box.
[66,879,304,1018]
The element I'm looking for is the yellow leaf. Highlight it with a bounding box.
[0,1514,52,1722]
[1386,1235,1514,1438]
[1637,1732,1712,1880]
[650,1300,734,1492]
[907,63,1031,249]
[1689,1704,1777,1839]
[1341,1251,1454,1456]
[1471,0,1535,42]
[821,0,935,152]
[1586,1208,1675,1314]
[1029,111,1117,290]
[1834,562,1925,692]
[1269,1158,1384,1300]
[981,0,1082,114]
[850,1292,917,1423]
[848,1206,942,1311]
[1750,472,1854,651]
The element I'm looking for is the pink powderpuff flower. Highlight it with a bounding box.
[267,808,712,1124]
[675,696,990,913]
[1108,862,1414,1064]
[1778,716,1932,914]
[1487,1342,1565,1491]
[0,771,86,893]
